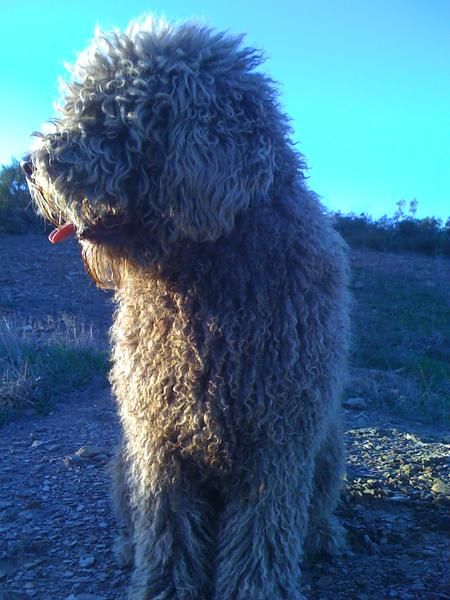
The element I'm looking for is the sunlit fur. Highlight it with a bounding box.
[28,18,350,599]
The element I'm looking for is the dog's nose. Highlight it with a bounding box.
[21,156,33,178]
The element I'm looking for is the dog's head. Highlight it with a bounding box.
[24,18,303,285]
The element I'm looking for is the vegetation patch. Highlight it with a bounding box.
[349,260,450,424]
[0,160,43,234]
[334,200,450,256]
[0,315,108,423]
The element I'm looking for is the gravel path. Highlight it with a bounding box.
[0,391,448,600]
[0,235,449,599]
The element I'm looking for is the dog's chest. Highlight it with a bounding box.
[110,280,240,468]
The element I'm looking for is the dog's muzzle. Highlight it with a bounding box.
[21,156,33,179]
[20,155,76,244]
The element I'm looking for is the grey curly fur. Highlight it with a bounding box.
[26,17,350,599]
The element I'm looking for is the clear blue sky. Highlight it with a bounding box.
[1,0,449,219]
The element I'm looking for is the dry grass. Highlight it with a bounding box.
[0,315,108,422]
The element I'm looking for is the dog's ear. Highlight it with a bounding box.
[157,72,279,242]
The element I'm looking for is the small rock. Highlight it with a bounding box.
[64,595,106,600]
[75,445,110,459]
[30,440,45,448]
[343,397,367,410]
[64,454,85,466]
[24,500,42,510]
[79,555,96,568]
[431,479,449,495]
[388,493,408,502]
[420,548,436,557]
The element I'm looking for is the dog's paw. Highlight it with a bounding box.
[113,530,134,569]
[304,515,346,560]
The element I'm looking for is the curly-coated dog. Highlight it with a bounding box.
[24,17,350,600]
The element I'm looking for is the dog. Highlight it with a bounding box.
[23,17,350,599]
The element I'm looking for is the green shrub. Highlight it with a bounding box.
[0,159,43,233]
[334,201,450,257]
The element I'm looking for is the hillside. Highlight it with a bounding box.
[0,234,449,599]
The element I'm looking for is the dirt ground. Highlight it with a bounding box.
[0,235,449,600]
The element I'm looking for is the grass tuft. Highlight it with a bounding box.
[0,315,108,423]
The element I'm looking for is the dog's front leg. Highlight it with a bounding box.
[127,482,213,600]
[213,450,313,600]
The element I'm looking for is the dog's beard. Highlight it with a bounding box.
[80,239,131,289]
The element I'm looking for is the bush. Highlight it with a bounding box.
[0,159,43,233]
[334,202,450,257]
